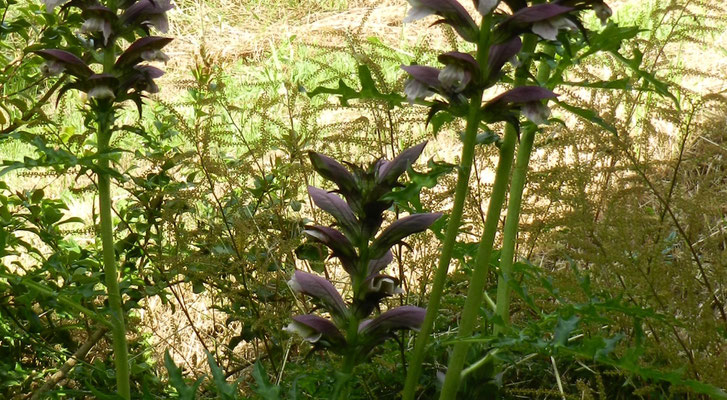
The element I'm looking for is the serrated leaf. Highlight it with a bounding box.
[307,65,406,107]
[556,100,617,135]
[252,361,282,400]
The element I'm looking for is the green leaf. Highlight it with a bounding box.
[553,315,580,346]
[611,49,679,108]
[555,100,617,135]
[206,351,237,399]
[164,351,202,400]
[252,361,282,400]
[307,65,406,107]
[382,160,455,213]
[578,23,643,59]
[559,78,631,90]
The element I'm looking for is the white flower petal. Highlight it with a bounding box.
[303,229,326,242]
[594,3,612,26]
[477,0,498,16]
[283,321,322,343]
[521,102,551,125]
[532,21,558,41]
[404,79,433,104]
[438,65,466,89]
[41,60,65,77]
[551,16,578,32]
[141,49,170,63]
[287,276,302,293]
[81,17,104,34]
[148,14,169,33]
[44,0,68,12]
[88,85,115,100]
[403,6,435,23]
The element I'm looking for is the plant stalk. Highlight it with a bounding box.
[494,43,554,335]
[439,34,540,399]
[439,119,517,399]
[97,110,131,399]
[401,14,492,400]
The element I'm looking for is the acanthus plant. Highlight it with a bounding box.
[285,143,441,398]
[396,0,614,399]
[33,0,173,398]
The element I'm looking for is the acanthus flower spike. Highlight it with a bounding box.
[546,1,614,36]
[121,0,174,33]
[288,270,349,323]
[369,213,443,259]
[116,36,173,68]
[487,36,522,83]
[358,306,426,335]
[496,3,577,42]
[303,225,358,275]
[308,151,359,204]
[473,0,498,16]
[400,65,441,104]
[484,86,559,125]
[376,141,428,186]
[34,49,93,79]
[367,250,393,276]
[87,74,119,100]
[437,52,479,92]
[403,0,479,43]
[284,315,346,350]
[307,186,359,241]
[81,5,116,45]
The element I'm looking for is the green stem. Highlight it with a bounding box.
[332,350,357,400]
[438,33,541,399]
[93,15,129,399]
[333,234,370,399]
[401,14,492,400]
[494,44,554,335]
[439,120,517,400]
[98,112,130,399]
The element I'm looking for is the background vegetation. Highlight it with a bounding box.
[1,0,726,398]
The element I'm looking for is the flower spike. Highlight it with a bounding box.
[288,270,349,322]
[403,0,479,43]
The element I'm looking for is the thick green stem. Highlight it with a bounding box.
[332,350,357,400]
[401,15,492,399]
[438,33,541,399]
[493,128,534,333]
[494,44,554,335]
[98,113,131,399]
[93,15,130,399]
[439,122,517,399]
